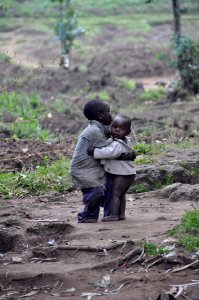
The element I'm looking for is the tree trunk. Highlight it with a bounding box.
[172,0,181,36]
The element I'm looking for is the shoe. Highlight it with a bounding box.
[78,218,97,223]
[118,215,126,220]
[101,216,119,222]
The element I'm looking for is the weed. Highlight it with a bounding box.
[139,124,158,137]
[0,92,54,140]
[0,158,72,199]
[134,142,165,155]
[89,91,111,102]
[156,52,169,61]
[139,89,166,102]
[131,183,149,193]
[144,242,168,255]
[135,156,155,165]
[168,209,199,252]
[122,80,136,91]
[154,175,174,189]
[0,51,11,62]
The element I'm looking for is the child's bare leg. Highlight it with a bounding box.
[101,175,135,222]
[118,195,126,220]
[112,175,135,218]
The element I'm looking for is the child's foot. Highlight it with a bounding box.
[101,216,119,222]
[118,215,126,220]
[78,218,97,223]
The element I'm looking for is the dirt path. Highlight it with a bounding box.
[0,191,198,300]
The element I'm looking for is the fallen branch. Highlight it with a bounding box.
[0,77,18,92]
[90,247,142,271]
[32,242,125,256]
[166,259,199,273]
[119,240,135,254]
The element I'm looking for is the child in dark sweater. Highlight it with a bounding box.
[70,100,135,223]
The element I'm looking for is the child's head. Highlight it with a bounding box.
[111,115,131,140]
[83,100,112,125]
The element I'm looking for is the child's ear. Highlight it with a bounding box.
[97,111,104,120]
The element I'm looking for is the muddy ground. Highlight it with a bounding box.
[0,10,199,300]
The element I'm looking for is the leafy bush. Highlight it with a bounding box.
[174,34,199,94]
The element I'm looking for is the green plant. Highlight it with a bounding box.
[51,0,84,67]
[139,124,158,137]
[89,91,111,102]
[133,142,165,155]
[0,158,72,199]
[144,242,168,255]
[131,183,149,193]
[0,51,11,63]
[173,34,199,94]
[7,117,53,141]
[122,80,136,91]
[154,175,174,189]
[139,89,166,102]
[0,92,55,140]
[169,209,199,252]
[135,156,155,164]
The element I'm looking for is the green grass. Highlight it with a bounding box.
[89,91,111,102]
[122,80,136,91]
[144,242,169,255]
[0,51,11,62]
[131,183,150,193]
[0,158,72,199]
[135,156,156,165]
[139,88,166,102]
[169,210,199,252]
[0,92,54,140]
[153,175,174,189]
[133,142,165,155]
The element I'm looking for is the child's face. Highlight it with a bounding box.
[111,116,130,140]
[98,104,112,126]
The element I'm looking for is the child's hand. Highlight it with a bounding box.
[117,151,136,161]
[87,146,95,156]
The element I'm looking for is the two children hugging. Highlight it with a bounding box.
[70,100,136,223]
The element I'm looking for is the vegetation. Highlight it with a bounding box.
[169,209,199,252]
[139,89,166,102]
[144,242,168,255]
[131,183,149,193]
[0,93,53,140]
[174,34,199,94]
[51,0,84,68]
[0,158,72,199]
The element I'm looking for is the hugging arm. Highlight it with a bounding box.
[87,146,136,161]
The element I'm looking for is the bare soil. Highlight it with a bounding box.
[0,18,199,300]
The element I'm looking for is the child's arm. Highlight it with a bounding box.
[87,145,136,160]
[93,142,124,159]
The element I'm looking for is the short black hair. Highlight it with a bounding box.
[116,115,132,130]
[83,100,108,120]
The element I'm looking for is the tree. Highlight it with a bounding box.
[51,0,84,68]
[147,0,199,95]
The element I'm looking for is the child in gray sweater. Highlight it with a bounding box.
[88,115,136,221]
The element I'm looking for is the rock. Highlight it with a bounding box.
[169,184,199,202]
[160,183,183,198]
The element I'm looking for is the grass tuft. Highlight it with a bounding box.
[169,209,199,252]
[0,158,72,199]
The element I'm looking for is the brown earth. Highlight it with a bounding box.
[0,18,199,300]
